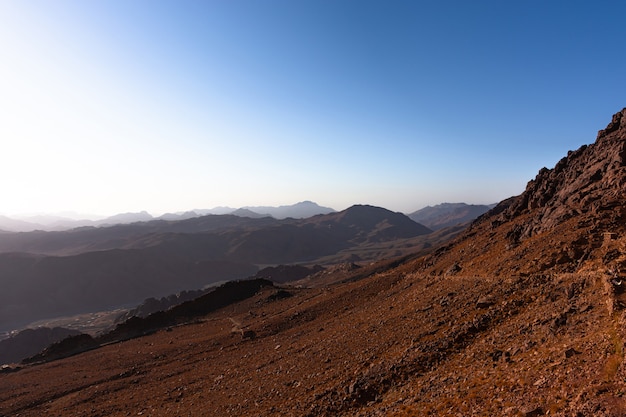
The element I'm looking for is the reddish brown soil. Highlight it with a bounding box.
[1,253,626,416]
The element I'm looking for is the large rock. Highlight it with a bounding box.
[500,108,626,239]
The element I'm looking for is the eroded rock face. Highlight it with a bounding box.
[501,108,626,239]
[421,108,626,278]
[598,108,626,139]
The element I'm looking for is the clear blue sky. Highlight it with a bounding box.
[1,1,625,216]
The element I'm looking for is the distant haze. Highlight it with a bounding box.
[1,2,625,216]
[0,201,339,232]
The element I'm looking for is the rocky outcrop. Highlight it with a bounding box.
[497,108,626,239]
[420,108,626,277]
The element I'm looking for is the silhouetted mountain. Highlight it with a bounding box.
[408,202,494,230]
[0,206,427,258]
[0,211,154,232]
[0,216,43,233]
[195,206,236,215]
[0,327,81,365]
[194,201,335,219]
[309,204,432,241]
[0,202,335,233]
[14,214,103,231]
[97,211,154,225]
[214,205,431,264]
[230,208,270,218]
[0,214,279,256]
[157,211,199,221]
[243,201,336,219]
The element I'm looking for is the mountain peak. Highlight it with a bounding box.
[241,201,335,219]
[317,204,432,241]
[497,107,626,238]
[597,107,626,141]
[338,204,399,221]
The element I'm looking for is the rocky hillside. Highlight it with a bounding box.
[2,109,626,416]
[420,107,626,279]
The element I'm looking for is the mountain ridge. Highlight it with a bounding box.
[0,202,336,232]
[1,201,490,233]
[0,205,431,332]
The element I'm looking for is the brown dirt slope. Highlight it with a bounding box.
[1,109,626,417]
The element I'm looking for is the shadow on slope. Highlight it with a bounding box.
[22,279,275,365]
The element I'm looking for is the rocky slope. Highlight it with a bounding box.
[419,107,626,279]
[1,109,626,416]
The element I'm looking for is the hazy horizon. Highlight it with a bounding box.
[2,1,625,217]
[0,199,497,220]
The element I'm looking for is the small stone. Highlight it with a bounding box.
[476,296,495,308]
[348,382,357,394]
[521,405,543,416]
[242,330,256,339]
[447,263,462,275]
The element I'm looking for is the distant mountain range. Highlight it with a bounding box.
[1,201,495,233]
[0,201,336,232]
[0,201,495,333]
[238,201,336,219]
[0,204,433,332]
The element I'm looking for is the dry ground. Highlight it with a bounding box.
[1,256,625,416]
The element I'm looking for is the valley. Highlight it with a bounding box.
[0,204,444,335]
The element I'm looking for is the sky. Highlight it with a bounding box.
[1,1,625,217]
